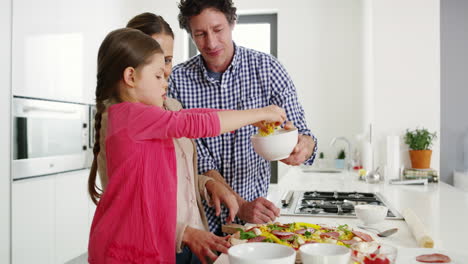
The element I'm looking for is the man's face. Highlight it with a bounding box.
[189,8,235,72]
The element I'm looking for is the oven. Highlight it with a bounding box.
[280,191,403,220]
[12,97,90,180]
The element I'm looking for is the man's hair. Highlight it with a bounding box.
[178,0,237,34]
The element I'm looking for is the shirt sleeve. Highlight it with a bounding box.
[169,74,220,174]
[110,102,221,140]
[195,138,218,174]
[197,174,215,205]
[268,58,318,165]
[175,222,187,253]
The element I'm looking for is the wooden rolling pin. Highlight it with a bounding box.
[402,208,434,248]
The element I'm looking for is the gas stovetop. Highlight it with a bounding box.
[279,191,403,219]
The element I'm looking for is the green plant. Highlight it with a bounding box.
[337,149,346,160]
[319,152,324,159]
[404,128,437,150]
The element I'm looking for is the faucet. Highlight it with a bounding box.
[330,136,353,171]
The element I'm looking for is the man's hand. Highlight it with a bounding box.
[281,121,315,166]
[237,197,280,223]
[183,227,230,264]
[205,180,239,223]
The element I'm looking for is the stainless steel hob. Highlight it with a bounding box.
[280,191,403,219]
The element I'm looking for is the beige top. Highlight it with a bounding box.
[96,98,212,253]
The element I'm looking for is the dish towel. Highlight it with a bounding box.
[402,208,434,248]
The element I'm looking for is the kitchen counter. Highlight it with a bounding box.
[267,167,468,253]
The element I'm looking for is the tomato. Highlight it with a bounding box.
[363,256,390,264]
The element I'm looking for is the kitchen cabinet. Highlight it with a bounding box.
[12,176,56,264]
[11,0,124,104]
[55,169,90,263]
[12,0,87,103]
[12,169,91,264]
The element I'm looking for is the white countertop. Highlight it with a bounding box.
[267,167,468,253]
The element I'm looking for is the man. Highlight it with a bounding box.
[169,0,317,235]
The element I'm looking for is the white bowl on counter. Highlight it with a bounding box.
[251,128,298,161]
[355,204,388,225]
[228,242,296,264]
[299,243,351,264]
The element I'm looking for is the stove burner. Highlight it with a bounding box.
[299,207,322,214]
[301,199,323,206]
[348,192,365,199]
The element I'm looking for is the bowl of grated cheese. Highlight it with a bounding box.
[251,128,298,161]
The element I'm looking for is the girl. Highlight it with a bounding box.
[87,28,286,264]
[126,12,236,264]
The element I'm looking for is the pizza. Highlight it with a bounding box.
[227,222,374,250]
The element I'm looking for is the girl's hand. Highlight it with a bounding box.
[260,105,286,124]
[183,227,230,264]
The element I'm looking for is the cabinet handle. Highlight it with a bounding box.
[23,106,77,114]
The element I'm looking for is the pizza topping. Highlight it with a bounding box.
[320,231,340,240]
[248,236,266,243]
[272,231,295,239]
[295,228,316,235]
[229,237,247,246]
[352,230,374,242]
[238,229,257,240]
[341,239,359,245]
[416,253,452,263]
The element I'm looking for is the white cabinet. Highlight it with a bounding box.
[55,170,90,263]
[12,169,91,264]
[11,0,127,104]
[12,176,56,264]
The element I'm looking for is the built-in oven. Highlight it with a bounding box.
[12,97,91,180]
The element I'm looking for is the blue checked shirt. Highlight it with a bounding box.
[169,44,317,234]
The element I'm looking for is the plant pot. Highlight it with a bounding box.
[409,150,432,169]
[335,159,345,169]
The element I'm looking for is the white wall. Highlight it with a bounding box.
[0,0,11,262]
[370,0,440,173]
[441,0,468,184]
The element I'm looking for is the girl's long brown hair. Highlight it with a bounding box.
[88,28,163,205]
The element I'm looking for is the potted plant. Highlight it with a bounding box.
[335,149,346,169]
[317,152,325,168]
[404,128,437,169]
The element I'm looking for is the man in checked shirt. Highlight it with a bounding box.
[169,0,318,236]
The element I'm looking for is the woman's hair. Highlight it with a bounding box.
[177,0,237,34]
[88,28,163,205]
[127,12,174,38]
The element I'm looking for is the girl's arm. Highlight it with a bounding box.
[217,105,286,134]
[114,102,285,140]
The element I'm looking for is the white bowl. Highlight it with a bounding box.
[228,242,296,264]
[299,243,351,264]
[251,128,298,161]
[354,204,388,225]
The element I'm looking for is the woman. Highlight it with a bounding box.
[94,13,237,264]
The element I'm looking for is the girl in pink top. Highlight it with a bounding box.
[87,28,286,264]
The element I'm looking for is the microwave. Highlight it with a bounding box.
[12,97,91,180]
